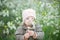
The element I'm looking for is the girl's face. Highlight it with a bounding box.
[24,16,34,26]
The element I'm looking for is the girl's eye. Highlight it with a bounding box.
[26,18,29,20]
[32,17,34,20]
[32,18,34,19]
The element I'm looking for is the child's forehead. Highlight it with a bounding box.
[27,16,34,18]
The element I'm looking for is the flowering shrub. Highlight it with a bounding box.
[0,0,60,40]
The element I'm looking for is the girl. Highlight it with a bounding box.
[15,9,44,40]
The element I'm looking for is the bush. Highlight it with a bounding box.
[0,0,60,40]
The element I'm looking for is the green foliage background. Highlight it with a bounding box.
[0,0,60,40]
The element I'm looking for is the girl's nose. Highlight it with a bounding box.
[29,18,32,22]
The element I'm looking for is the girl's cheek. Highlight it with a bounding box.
[24,20,29,24]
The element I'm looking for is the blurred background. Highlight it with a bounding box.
[0,0,60,40]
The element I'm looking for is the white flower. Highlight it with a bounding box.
[6,29,9,34]
[40,25,43,27]
[16,17,19,20]
[53,31,56,35]
[7,22,16,30]
[47,23,50,26]
[56,30,59,33]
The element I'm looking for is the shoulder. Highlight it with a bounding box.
[35,23,41,28]
[35,23,42,32]
[15,25,24,35]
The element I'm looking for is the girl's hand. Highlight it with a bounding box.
[26,30,34,36]
[26,30,37,39]
[33,32,37,39]
[24,33,30,39]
